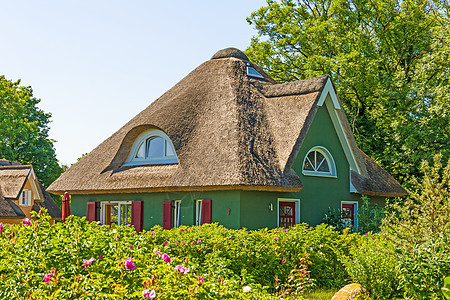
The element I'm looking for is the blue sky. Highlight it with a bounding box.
[0,1,267,165]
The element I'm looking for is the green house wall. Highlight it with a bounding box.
[70,96,386,230]
[71,190,241,230]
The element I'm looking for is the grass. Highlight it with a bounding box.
[303,289,338,300]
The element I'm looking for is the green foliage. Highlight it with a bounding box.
[339,232,402,299]
[322,207,345,231]
[0,212,349,299]
[399,237,450,299]
[357,196,384,234]
[383,153,450,249]
[443,276,450,300]
[0,75,63,186]
[246,0,450,186]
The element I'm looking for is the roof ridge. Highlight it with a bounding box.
[260,75,329,98]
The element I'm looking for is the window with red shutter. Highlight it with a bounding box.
[131,201,143,233]
[162,200,172,230]
[201,199,212,224]
[86,202,98,222]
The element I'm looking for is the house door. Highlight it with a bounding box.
[342,203,355,227]
[279,201,296,227]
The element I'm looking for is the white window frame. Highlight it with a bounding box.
[123,129,178,166]
[341,201,358,230]
[195,200,202,226]
[100,201,132,226]
[277,198,300,227]
[172,200,181,228]
[302,146,337,178]
[19,189,31,206]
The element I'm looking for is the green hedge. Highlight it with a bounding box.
[0,211,347,299]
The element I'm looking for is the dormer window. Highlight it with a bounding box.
[302,147,336,178]
[246,65,264,79]
[124,130,178,166]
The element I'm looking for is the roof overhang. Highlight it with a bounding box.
[49,184,303,195]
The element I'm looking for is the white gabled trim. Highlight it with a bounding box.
[277,198,300,227]
[317,78,341,109]
[27,168,43,201]
[341,201,359,230]
[317,78,361,175]
[350,179,358,193]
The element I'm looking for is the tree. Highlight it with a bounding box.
[0,75,63,187]
[246,0,450,185]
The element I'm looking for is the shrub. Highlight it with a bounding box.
[381,153,450,298]
[339,232,401,299]
[0,210,349,299]
[357,196,384,234]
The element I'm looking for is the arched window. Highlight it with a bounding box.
[302,147,336,177]
[124,130,178,166]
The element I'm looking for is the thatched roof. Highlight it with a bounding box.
[0,160,62,218]
[351,150,407,197]
[0,194,25,218]
[48,48,405,197]
[0,165,31,199]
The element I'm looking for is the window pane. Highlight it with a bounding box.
[303,158,314,171]
[318,159,330,172]
[110,204,119,225]
[147,137,164,157]
[120,204,131,225]
[316,152,325,166]
[135,142,145,158]
[165,141,175,156]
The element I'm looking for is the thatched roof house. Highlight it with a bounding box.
[48,48,405,231]
[0,160,61,224]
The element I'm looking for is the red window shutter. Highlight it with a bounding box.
[202,199,212,224]
[86,202,97,222]
[131,201,143,233]
[162,200,172,230]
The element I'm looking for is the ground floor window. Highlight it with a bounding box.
[173,200,181,228]
[195,200,202,226]
[100,201,132,226]
[341,201,358,229]
[277,198,300,227]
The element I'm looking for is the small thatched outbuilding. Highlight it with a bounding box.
[48,48,405,231]
[0,160,62,224]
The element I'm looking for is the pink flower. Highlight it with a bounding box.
[0,223,3,233]
[164,241,168,246]
[83,257,94,268]
[161,253,171,264]
[180,228,185,233]
[175,265,189,274]
[282,259,287,263]
[284,229,287,232]
[197,240,201,243]
[124,258,135,270]
[142,289,156,299]
[198,275,204,283]
[152,248,162,257]
[176,242,179,245]
[151,231,154,236]
[44,273,52,283]
[192,241,195,244]
[23,218,31,226]
[182,241,185,244]
[99,254,103,260]
[273,237,278,241]
[229,236,233,239]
